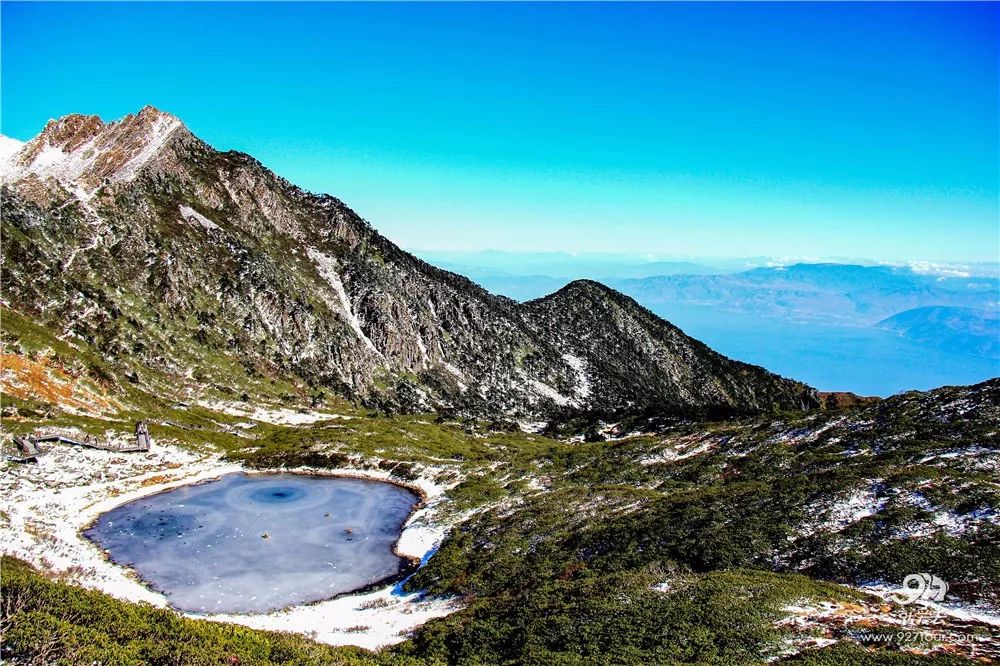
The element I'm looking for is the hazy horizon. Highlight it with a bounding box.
[408,248,1000,276]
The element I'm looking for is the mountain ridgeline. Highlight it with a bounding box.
[1,107,818,420]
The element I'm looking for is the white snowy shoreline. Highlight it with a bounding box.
[0,439,463,650]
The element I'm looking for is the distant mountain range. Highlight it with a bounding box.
[0,107,817,422]
[437,261,999,324]
[611,263,999,327]
[415,250,1000,281]
[415,250,725,279]
[451,262,999,369]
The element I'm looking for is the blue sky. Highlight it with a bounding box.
[2,2,997,261]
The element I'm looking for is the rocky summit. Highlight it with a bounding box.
[1,107,816,421]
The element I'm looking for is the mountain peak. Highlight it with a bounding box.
[1,106,187,193]
[36,114,106,151]
[560,278,610,293]
[532,279,654,318]
[137,104,172,119]
[534,279,618,303]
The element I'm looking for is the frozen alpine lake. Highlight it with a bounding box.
[84,473,419,613]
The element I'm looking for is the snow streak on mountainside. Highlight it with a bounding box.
[0,107,818,421]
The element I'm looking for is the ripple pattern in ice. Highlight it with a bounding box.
[84,473,419,613]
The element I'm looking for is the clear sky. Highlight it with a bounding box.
[2,2,997,262]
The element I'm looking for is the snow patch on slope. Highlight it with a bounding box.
[517,370,572,407]
[308,250,383,357]
[179,205,220,231]
[442,362,468,392]
[0,135,25,173]
[639,435,716,465]
[2,136,98,186]
[563,353,591,399]
[801,482,886,537]
[0,115,180,190]
[195,400,352,425]
[890,488,997,538]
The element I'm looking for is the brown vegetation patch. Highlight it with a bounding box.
[139,474,177,487]
[1,352,118,414]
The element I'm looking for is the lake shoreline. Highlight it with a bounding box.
[0,437,463,650]
[83,470,428,615]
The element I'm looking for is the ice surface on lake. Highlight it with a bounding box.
[84,473,418,613]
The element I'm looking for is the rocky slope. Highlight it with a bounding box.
[0,107,817,420]
[523,280,819,419]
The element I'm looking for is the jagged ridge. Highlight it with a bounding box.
[0,107,818,420]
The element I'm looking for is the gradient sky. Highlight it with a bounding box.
[2,2,997,261]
